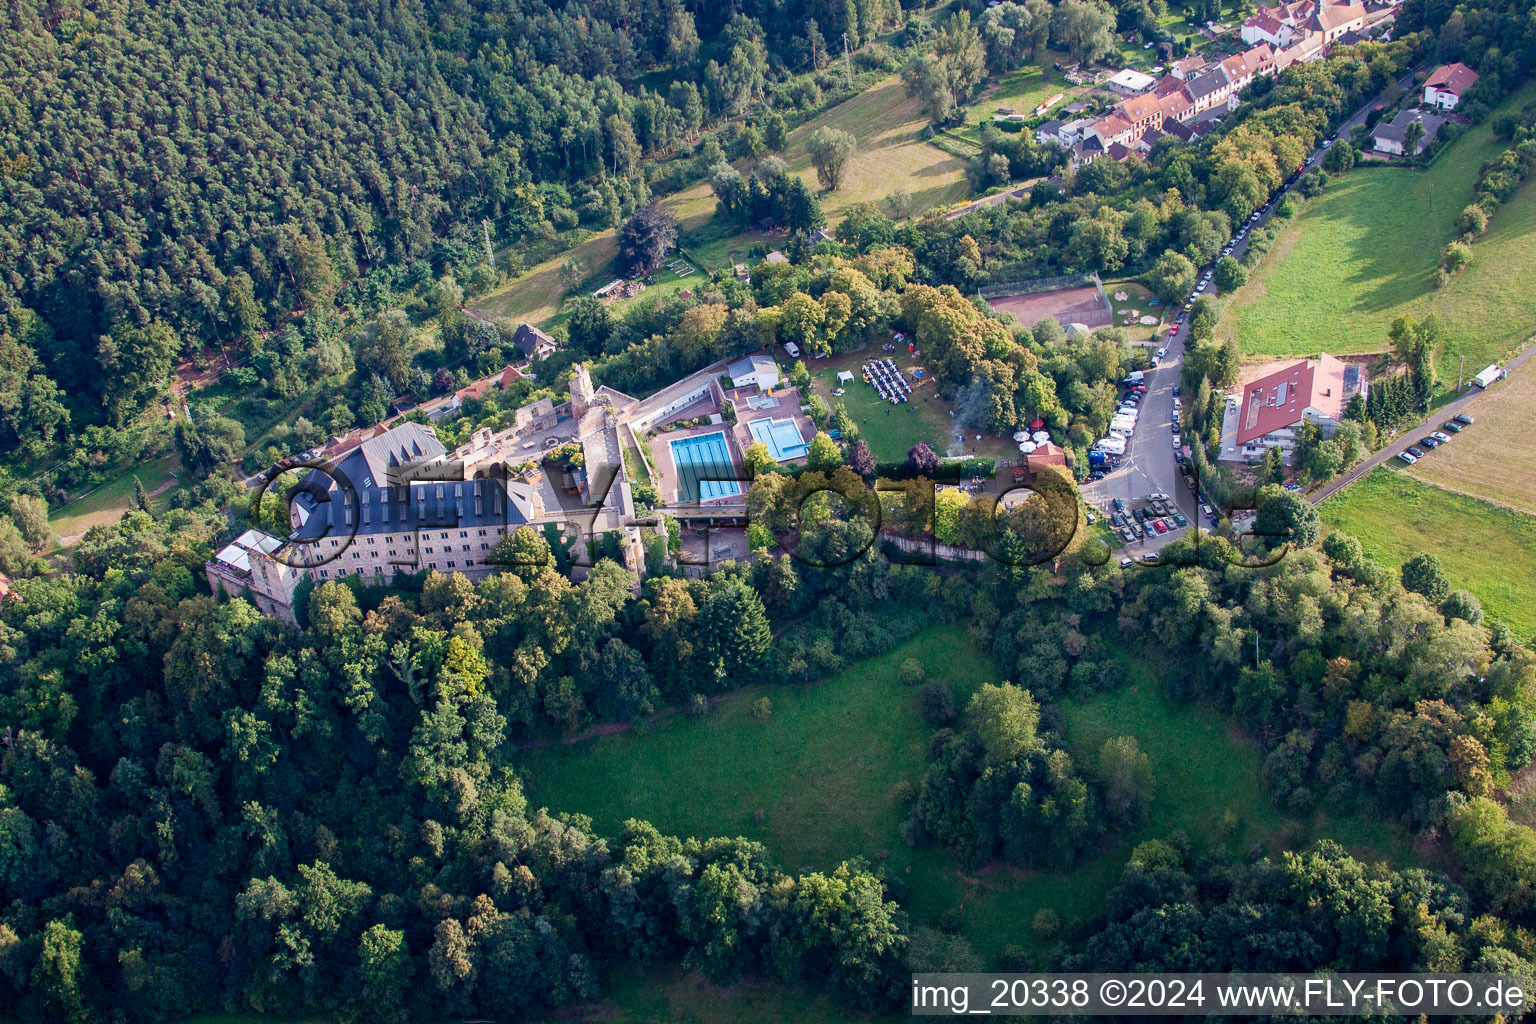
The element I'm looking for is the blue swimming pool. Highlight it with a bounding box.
[747,417,809,461]
[668,431,741,503]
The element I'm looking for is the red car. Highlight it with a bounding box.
[1152,520,1168,534]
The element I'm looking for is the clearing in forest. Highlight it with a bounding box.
[1320,466,1536,641]
[518,625,1415,970]
[471,75,968,327]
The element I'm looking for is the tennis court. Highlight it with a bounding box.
[668,431,741,503]
[747,417,810,461]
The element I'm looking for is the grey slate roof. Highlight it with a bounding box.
[1184,66,1231,102]
[289,423,537,544]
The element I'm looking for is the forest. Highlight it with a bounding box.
[4,0,1536,1012]
[7,461,1536,1019]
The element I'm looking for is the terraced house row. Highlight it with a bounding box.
[1038,0,1389,166]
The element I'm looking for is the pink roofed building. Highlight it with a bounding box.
[1220,354,1368,463]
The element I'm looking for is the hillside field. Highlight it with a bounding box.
[1319,466,1536,641]
[1217,82,1536,376]
[517,624,1414,975]
[472,76,968,327]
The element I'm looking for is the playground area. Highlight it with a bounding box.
[982,275,1114,331]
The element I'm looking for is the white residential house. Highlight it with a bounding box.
[1423,63,1479,109]
[726,354,782,392]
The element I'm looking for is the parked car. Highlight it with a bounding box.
[1442,421,1462,433]
[1407,446,1426,458]
[1085,511,1097,524]
[1156,347,1167,358]
[1172,513,1187,527]
[1172,385,1181,397]
[1419,436,1440,449]
[1113,498,1126,512]
[1455,413,1475,425]
[1120,557,1135,568]
[1153,520,1168,534]
[1133,509,1146,522]
[1398,451,1417,464]
[1171,435,1181,449]
[1432,431,1452,443]
[1121,527,1136,542]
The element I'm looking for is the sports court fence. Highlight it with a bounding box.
[978,272,1102,300]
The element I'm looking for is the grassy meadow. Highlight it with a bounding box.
[47,453,183,546]
[1217,82,1536,376]
[1320,466,1536,641]
[517,624,1416,971]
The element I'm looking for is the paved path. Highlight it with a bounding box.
[1309,342,1536,505]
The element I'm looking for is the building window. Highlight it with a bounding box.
[352,551,360,559]
[447,561,456,568]
[425,546,433,554]
[459,531,467,538]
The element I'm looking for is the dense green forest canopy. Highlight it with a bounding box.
[0,0,900,434]
[7,480,1536,1019]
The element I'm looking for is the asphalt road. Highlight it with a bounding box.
[1080,67,1429,555]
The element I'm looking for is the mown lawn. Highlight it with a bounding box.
[1320,466,1536,641]
[1217,81,1536,377]
[518,624,1416,971]
[48,453,182,546]
[958,61,1071,145]
[805,350,1017,462]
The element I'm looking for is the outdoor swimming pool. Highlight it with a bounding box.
[747,417,809,461]
[668,431,741,503]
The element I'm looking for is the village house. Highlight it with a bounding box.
[1371,108,1447,155]
[1423,62,1479,109]
[512,322,559,361]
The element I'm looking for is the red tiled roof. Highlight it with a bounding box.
[1235,354,1350,445]
[1027,443,1069,472]
[1118,92,1164,123]
[1425,62,1479,96]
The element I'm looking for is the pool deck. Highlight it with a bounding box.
[726,386,814,468]
[656,422,747,506]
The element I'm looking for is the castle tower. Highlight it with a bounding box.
[569,363,595,421]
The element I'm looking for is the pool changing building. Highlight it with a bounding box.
[1218,353,1366,464]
